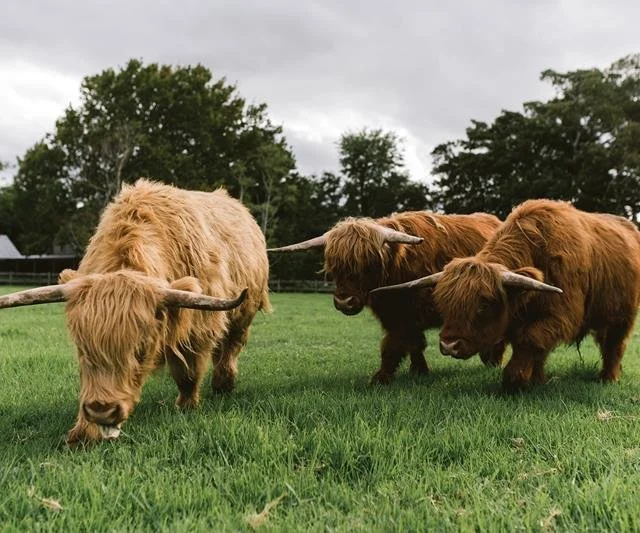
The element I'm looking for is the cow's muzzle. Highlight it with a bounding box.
[439,338,475,359]
[333,295,364,316]
[83,400,126,426]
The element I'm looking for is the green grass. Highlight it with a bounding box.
[1,288,640,531]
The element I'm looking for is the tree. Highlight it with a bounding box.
[11,142,74,254]
[15,59,295,253]
[265,129,434,279]
[431,54,640,220]
[339,129,430,218]
[268,171,345,279]
[0,184,16,239]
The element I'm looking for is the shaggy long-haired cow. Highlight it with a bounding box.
[270,211,502,383]
[373,200,640,391]
[0,179,270,445]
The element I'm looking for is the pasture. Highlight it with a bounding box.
[1,289,640,531]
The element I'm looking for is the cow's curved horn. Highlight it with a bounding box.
[377,226,424,245]
[0,284,69,309]
[370,272,443,295]
[501,272,563,293]
[267,234,327,252]
[161,287,248,311]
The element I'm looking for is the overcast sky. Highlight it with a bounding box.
[1,0,639,186]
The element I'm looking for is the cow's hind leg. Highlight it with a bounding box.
[212,324,250,393]
[595,321,633,383]
[167,346,209,409]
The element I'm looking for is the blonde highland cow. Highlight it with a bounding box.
[0,179,270,446]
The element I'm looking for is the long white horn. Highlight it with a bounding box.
[377,226,424,245]
[267,234,327,252]
[501,272,563,293]
[161,287,248,311]
[370,272,444,294]
[0,285,69,309]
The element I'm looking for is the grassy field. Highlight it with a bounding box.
[1,288,640,531]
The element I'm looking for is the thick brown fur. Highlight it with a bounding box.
[432,199,640,391]
[63,179,270,445]
[323,211,502,383]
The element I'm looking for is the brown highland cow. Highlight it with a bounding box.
[372,199,640,391]
[0,179,270,445]
[269,211,502,383]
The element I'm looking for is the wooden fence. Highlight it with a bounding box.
[0,272,335,293]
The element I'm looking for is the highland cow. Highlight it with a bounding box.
[372,200,640,391]
[269,211,501,383]
[0,179,270,445]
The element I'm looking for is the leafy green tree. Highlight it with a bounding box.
[0,185,16,239]
[11,142,74,254]
[432,54,640,220]
[268,171,345,279]
[15,59,295,253]
[340,129,430,218]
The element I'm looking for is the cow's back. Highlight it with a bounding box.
[482,199,640,342]
[191,187,270,315]
[372,210,502,331]
[80,179,270,318]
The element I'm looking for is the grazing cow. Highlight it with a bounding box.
[269,211,502,383]
[0,179,269,445]
[372,199,640,391]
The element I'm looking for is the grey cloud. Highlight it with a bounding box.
[1,0,639,176]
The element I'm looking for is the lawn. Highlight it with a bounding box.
[1,289,640,531]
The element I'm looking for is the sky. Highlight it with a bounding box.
[1,0,639,186]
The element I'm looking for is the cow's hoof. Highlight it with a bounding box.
[599,371,620,384]
[408,364,429,376]
[212,376,235,393]
[176,393,200,409]
[502,378,528,394]
[370,370,394,385]
[480,352,503,367]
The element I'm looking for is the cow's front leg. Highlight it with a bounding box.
[168,346,209,409]
[370,332,407,384]
[503,344,547,392]
[480,340,506,367]
[408,332,429,375]
[212,325,250,393]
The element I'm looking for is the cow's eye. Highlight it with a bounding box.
[476,299,495,318]
[134,348,145,363]
[155,308,165,321]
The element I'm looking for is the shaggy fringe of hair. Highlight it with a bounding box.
[324,218,391,278]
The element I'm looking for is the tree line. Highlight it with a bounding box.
[0,55,639,279]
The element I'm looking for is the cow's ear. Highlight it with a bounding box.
[506,266,545,306]
[59,269,79,284]
[512,266,544,283]
[169,276,203,294]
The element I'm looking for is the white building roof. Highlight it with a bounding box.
[0,235,23,259]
